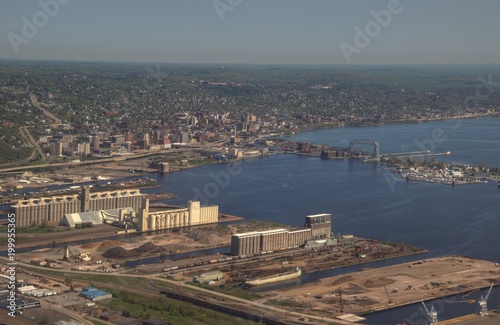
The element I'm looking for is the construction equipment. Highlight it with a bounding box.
[478,283,494,316]
[79,252,92,262]
[57,244,80,262]
[421,301,438,325]
[337,287,344,312]
[384,285,393,304]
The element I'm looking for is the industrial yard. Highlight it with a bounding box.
[260,256,499,317]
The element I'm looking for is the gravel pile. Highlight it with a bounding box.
[102,242,166,259]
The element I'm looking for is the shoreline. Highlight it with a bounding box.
[284,112,500,137]
[265,255,500,318]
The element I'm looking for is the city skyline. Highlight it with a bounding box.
[1,0,499,65]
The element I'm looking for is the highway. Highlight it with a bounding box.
[29,93,62,128]
[0,257,354,325]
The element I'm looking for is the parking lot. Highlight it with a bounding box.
[41,291,83,307]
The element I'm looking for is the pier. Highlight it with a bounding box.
[382,150,451,158]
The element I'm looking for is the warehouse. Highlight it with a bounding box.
[79,287,112,301]
[230,214,333,256]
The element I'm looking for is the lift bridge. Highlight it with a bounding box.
[349,139,381,159]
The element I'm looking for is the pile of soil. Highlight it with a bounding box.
[81,242,100,249]
[186,230,221,245]
[330,275,354,286]
[102,247,132,259]
[186,229,206,241]
[200,233,220,245]
[131,242,166,255]
[90,240,124,252]
[363,277,395,288]
[102,242,166,259]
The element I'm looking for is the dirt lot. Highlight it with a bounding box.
[259,256,500,316]
[15,221,243,271]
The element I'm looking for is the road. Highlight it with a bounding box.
[43,303,94,325]
[0,257,352,325]
[0,126,39,168]
[29,93,61,128]
[0,94,56,168]
[20,126,45,162]
[0,146,197,173]
[147,276,354,325]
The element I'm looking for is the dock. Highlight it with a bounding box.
[440,312,500,324]
[264,255,500,317]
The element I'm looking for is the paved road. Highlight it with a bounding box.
[29,93,61,128]
[1,257,352,325]
[0,94,54,168]
[43,303,94,325]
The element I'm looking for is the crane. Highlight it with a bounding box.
[421,301,438,325]
[57,244,80,261]
[337,287,344,312]
[478,283,494,316]
[384,285,393,304]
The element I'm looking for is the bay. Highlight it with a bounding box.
[142,117,500,324]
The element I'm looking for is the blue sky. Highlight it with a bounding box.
[0,0,499,64]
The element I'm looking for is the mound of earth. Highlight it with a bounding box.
[81,242,99,249]
[199,233,220,245]
[186,229,207,241]
[330,275,355,286]
[102,247,132,259]
[363,277,395,288]
[102,242,166,259]
[131,242,166,255]
[97,240,124,251]
[187,230,222,245]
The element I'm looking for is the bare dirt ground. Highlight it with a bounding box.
[18,227,229,261]
[259,256,500,317]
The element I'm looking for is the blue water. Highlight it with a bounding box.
[145,159,499,262]
[285,117,500,166]
[140,117,500,324]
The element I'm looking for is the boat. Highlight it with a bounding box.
[244,267,301,286]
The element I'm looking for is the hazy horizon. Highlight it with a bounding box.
[1,0,499,65]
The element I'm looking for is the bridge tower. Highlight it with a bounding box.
[349,139,380,159]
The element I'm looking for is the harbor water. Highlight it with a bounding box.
[142,117,500,323]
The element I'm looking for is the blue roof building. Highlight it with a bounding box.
[79,287,112,301]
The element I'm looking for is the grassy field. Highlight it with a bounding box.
[99,286,259,325]
[265,299,306,309]
[16,266,260,324]
[16,225,67,233]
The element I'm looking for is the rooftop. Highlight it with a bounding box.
[305,213,331,219]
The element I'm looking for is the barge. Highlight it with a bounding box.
[245,267,301,286]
